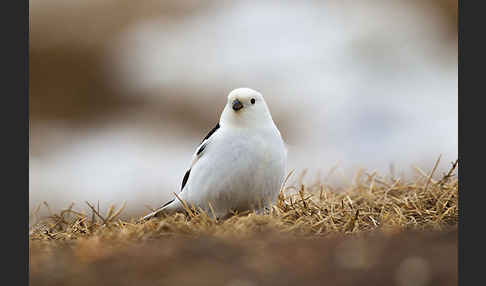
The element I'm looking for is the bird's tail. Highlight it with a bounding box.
[140,198,183,221]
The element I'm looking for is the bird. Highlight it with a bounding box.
[142,88,287,220]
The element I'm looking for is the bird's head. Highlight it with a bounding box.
[220,88,274,128]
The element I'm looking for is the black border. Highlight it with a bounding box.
[457,0,462,283]
[3,0,29,284]
[459,0,480,285]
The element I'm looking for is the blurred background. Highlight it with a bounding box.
[29,0,457,217]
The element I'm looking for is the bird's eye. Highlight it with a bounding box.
[250,98,256,104]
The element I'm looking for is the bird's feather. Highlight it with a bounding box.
[141,123,221,221]
[180,169,191,191]
[188,122,220,170]
[201,123,220,143]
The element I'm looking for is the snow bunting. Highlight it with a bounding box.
[143,88,287,220]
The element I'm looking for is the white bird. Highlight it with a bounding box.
[142,88,287,220]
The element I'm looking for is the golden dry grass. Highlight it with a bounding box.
[29,159,458,243]
[29,159,459,286]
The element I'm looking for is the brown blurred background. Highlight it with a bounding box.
[29,0,457,217]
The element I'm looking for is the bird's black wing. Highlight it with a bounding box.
[142,123,220,220]
[201,123,220,142]
[181,122,220,190]
[180,169,191,191]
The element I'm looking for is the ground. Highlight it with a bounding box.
[29,160,458,286]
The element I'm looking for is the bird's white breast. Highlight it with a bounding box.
[180,125,287,216]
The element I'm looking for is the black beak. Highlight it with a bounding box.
[232,99,244,111]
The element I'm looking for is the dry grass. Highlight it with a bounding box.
[29,159,458,286]
[29,159,458,243]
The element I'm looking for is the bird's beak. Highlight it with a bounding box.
[232,99,244,111]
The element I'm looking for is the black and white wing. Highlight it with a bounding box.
[141,123,220,220]
[187,122,220,177]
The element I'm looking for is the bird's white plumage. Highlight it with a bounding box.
[143,88,287,219]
